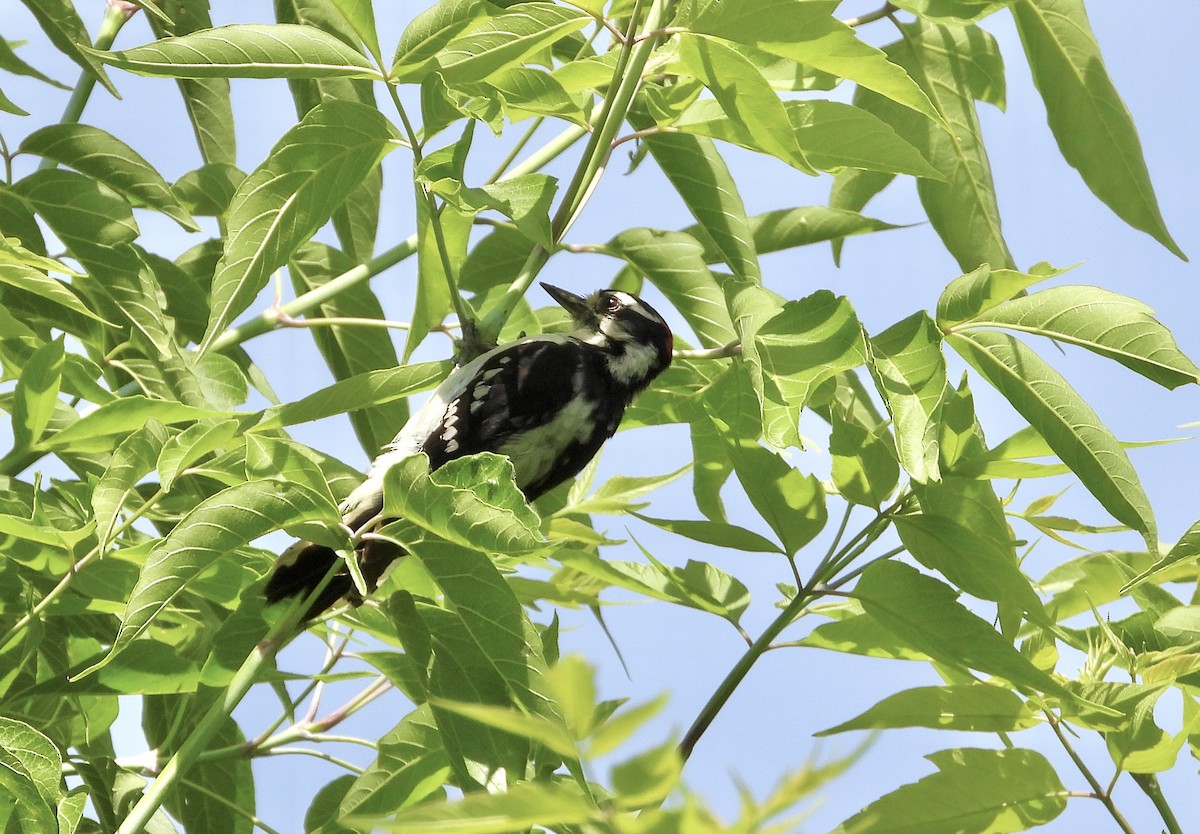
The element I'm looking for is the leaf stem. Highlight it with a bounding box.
[1131,772,1183,834]
[179,777,283,834]
[39,2,131,171]
[0,487,164,651]
[476,0,671,344]
[114,594,313,834]
[208,236,418,354]
[385,85,476,337]
[680,584,820,760]
[1044,710,1138,834]
[486,117,545,184]
[842,3,898,27]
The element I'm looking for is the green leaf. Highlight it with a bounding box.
[830,407,898,507]
[935,262,1066,327]
[675,34,813,173]
[560,465,689,516]
[818,684,1038,735]
[19,125,198,231]
[755,290,869,448]
[0,717,62,810]
[257,361,449,430]
[17,0,117,95]
[720,434,826,556]
[40,396,229,453]
[10,336,65,452]
[894,514,1048,624]
[800,606,929,660]
[630,114,761,283]
[948,329,1157,554]
[156,418,242,491]
[147,0,238,165]
[464,67,588,126]
[13,168,140,277]
[1123,516,1200,592]
[606,227,736,348]
[359,779,599,833]
[435,3,590,85]
[1013,0,1185,259]
[0,37,69,90]
[675,98,940,179]
[328,0,380,60]
[557,548,750,623]
[854,561,1073,699]
[870,312,946,483]
[92,24,380,79]
[76,480,340,677]
[0,234,80,277]
[611,741,683,809]
[962,285,1200,389]
[406,189,472,361]
[201,100,397,349]
[92,420,170,549]
[431,699,577,759]
[288,242,408,455]
[339,706,450,817]
[688,0,939,122]
[891,0,1017,24]
[428,173,557,249]
[391,0,489,83]
[380,454,542,554]
[632,513,783,554]
[829,747,1065,833]
[688,206,903,263]
[855,22,1015,271]
[172,163,245,216]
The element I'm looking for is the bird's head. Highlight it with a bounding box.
[542,283,673,388]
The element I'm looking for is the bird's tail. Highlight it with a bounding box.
[263,535,405,621]
[263,541,355,622]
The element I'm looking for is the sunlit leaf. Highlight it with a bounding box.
[818,685,1038,735]
[201,100,397,349]
[92,24,380,79]
[949,329,1157,554]
[829,747,1065,833]
[1013,0,1184,259]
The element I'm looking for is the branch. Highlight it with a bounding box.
[841,3,898,27]
[673,340,742,360]
[1044,711,1138,834]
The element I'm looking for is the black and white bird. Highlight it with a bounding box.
[264,283,673,619]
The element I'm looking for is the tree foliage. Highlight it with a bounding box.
[0,1,1197,833]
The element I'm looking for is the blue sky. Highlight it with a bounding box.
[3,1,1198,832]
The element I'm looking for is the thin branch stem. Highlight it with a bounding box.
[114,576,331,834]
[179,778,283,834]
[385,84,476,337]
[0,487,165,651]
[38,3,132,172]
[673,340,742,360]
[476,0,672,344]
[486,117,545,184]
[842,3,898,27]
[1044,711,1138,834]
[1131,772,1183,834]
[680,583,822,760]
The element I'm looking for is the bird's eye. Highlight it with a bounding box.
[603,295,622,313]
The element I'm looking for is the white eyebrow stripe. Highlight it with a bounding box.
[612,292,659,321]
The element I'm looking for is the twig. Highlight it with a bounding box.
[842,3,898,27]
[673,340,742,360]
[1044,711,1138,834]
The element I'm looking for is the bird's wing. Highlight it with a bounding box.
[420,337,586,469]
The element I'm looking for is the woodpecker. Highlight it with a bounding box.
[264,283,673,619]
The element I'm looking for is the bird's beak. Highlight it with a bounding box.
[541,283,591,323]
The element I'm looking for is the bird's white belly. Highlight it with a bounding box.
[500,396,599,489]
